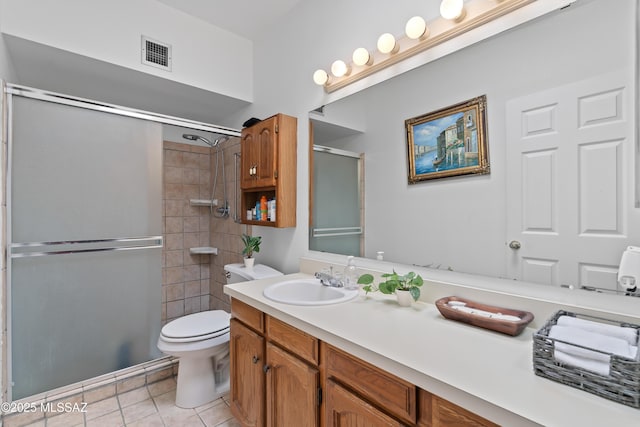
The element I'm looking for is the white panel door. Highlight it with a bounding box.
[506,70,636,291]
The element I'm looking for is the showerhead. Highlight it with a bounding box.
[182,133,213,147]
[214,136,230,146]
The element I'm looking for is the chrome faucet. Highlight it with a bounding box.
[315,267,343,287]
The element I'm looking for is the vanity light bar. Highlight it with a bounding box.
[314,0,535,93]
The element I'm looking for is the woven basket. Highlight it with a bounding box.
[533,310,640,408]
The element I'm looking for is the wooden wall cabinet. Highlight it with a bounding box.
[240,113,297,228]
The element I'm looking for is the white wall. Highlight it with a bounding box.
[0,37,16,82]
[0,0,253,102]
[240,0,637,276]
[0,0,17,82]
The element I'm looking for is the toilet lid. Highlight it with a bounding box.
[161,310,230,339]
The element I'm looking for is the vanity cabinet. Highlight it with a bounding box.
[240,113,297,228]
[230,299,320,427]
[230,298,499,427]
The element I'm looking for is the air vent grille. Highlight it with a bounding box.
[141,36,172,71]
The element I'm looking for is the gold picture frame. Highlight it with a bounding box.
[406,95,490,183]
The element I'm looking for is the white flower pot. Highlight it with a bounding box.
[396,290,413,307]
[244,257,255,269]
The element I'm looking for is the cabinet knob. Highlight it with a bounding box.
[263,364,271,373]
[252,355,259,364]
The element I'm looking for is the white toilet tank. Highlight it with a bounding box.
[224,263,283,284]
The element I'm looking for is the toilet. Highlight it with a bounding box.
[157,262,283,408]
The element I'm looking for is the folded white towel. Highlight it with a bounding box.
[549,325,637,359]
[554,350,611,376]
[557,315,638,346]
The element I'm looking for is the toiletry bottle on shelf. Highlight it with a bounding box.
[260,195,268,221]
[255,200,260,220]
[343,256,359,290]
[270,199,276,222]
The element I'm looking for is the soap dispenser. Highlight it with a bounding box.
[343,256,359,290]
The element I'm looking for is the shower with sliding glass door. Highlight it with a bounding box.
[3,84,240,401]
[6,86,164,400]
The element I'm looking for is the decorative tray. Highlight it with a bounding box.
[435,296,534,336]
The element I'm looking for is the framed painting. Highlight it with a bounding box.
[405,95,490,183]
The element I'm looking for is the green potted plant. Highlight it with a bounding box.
[241,233,261,269]
[357,270,424,307]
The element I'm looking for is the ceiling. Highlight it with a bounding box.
[155,0,304,41]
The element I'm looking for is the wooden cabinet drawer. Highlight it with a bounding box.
[266,315,319,365]
[231,298,264,333]
[418,389,499,427]
[324,344,416,424]
[326,379,403,427]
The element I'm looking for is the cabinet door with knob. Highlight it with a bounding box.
[230,318,265,427]
[241,115,278,189]
[265,342,320,427]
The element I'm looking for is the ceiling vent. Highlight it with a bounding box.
[141,36,172,71]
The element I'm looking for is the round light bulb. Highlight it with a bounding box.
[352,48,372,66]
[330,60,350,78]
[313,69,329,86]
[440,0,465,20]
[377,33,398,54]
[405,16,428,40]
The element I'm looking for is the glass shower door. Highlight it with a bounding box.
[310,147,363,256]
[9,95,163,400]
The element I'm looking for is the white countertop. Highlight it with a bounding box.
[224,272,640,426]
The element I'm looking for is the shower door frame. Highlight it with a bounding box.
[310,145,364,257]
[2,83,241,401]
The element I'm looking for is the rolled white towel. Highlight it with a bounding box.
[554,341,610,364]
[548,325,637,360]
[557,315,638,346]
[554,350,611,376]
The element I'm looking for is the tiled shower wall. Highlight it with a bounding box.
[162,138,246,322]
[162,141,213,324]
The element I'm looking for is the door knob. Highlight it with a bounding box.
[252,355,260,364]
[509,240,521,250]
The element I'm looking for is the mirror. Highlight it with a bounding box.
[309,0,638,293]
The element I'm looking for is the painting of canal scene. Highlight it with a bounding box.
[406,95,490,183]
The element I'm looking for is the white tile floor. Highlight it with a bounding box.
[4,378,239,427]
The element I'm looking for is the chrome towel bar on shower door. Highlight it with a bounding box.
[9,236,163,258]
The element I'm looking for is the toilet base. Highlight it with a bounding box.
[175,356,227,408]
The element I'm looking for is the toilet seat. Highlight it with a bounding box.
[160,310,230,343]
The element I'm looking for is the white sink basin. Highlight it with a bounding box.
[263,278,358,306]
